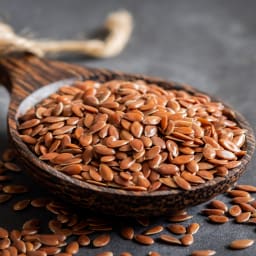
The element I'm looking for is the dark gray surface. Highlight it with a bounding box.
[0,1,256,255]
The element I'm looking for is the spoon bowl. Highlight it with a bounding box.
[0,54,254,216]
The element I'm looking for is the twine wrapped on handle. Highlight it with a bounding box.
[0,10,133,58]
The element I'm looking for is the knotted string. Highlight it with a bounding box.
[0,10,133,58]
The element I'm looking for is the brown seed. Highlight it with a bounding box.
[13,199,30,211]
[19,119,41,129]
[186,160,199,173]
[145,146,161,160]
[216,150,236,160]
[159,234,181,245]
[203,144,216,159]
[168,214,193,222]
[229,239,254,250]
[219,138,240,153]
[235,212,251,223]
[191,250,216,256]
[181,172,205,184]
[3,185,28,194]
[157,164,179,175]
[78,235,90,246]
[172,155,194,165]
[120,227,134,240]
[144,225,164,235]
[95,252,113,256]
[227,190,250,198]
[187,223,200,234]
[93,233,111,247]
[130,121,143,138]
[173,176,191,190]
[99,164,114,181]
[167,224,186,235]
[38,246,61,255]
[134,234,154,245]
[0,238,10,250]
[208,215,229,224]
[232,196,254,204]
[210,200,228,212]
[239,203,256,213]
[130,139,144,152]
[65,241,79,254]
[0,227,8,239]
[31,198,51,208]
[236,184,256,193]
[181,234,194,246]
[4,162,21,172]
[225,160,241,169]
[94,144,115,155]
[229,205,242,217]
[37,235,60,246]
[23,219,40,230]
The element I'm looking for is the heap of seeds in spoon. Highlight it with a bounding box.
[18,80,247,191]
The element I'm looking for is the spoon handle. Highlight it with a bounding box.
[0,53,96,94]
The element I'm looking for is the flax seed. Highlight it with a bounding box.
[95,252,113,256]
[187,223,200,234]
[235,212,251,223]
[167,224,186,235]
[159,234,181,245]
[134,234,154,245]
[181,234,194,246]
[210,200,228,212]
[229,205,242,217]
[144,225,164,235]
[93,233,111,247]
[168,214,193,222]
[229,239,254,250]
[191,250,216,256]
[208,215,229,224]
[13,199,30,211]
[65,241,79,254]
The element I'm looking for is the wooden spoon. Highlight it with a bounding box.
[0,53,254,216]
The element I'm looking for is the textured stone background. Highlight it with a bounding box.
[0,1,255,255]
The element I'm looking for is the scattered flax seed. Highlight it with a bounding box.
[65,241,79,254]
[12,199,30,211]
[210,200,228,212]
[134,234,154,245]
[180,234,194,246]
[168,214,193,222]
[235,212,251,223]
[187,223,200,235]
[228,205,242,217]
[120,227,134,240]
[3,185,28,194]
[235,185,256,193]
[229,239,254,250]
[159,234,181,245]
[167,224,186,235]
[0,194,12,203]
[208,215,229,224]
[191,250,216,256]
[95,252,113,256]
[144,225,164,235]
[93,233,111,247]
